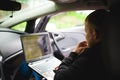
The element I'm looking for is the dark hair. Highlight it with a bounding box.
[85,9,110,36]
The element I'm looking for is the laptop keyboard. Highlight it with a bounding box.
[29,56,61,80]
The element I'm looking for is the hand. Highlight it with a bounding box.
[72,41,88,55]
[53,66,59,73]
[54,66,59,70]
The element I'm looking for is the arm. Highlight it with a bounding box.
[54,52,79,80]
[54,41,88,80]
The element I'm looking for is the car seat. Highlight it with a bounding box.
[101,2,120,79]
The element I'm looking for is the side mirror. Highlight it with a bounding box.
[0,0,21,11]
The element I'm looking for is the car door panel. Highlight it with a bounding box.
[54,27,86,57]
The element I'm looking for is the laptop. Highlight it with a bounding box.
[20,32,61,80]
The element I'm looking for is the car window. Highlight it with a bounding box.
[46,10,94,32]
[11,21,27,31]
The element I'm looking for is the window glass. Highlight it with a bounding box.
[46,10,94,32]
[11,22,27,31]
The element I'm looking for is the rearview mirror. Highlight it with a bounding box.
[0,0,21,11]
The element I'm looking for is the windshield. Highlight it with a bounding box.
[0,0,48,24]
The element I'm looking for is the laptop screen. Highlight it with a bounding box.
[21,32,52,63]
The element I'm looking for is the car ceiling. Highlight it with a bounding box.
[51,0,120,10]
[0,0,119,28]
[51,0,108,7]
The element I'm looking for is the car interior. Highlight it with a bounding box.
[0,0,120,80]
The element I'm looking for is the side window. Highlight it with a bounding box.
[11,22,27,31]
[46,10,93,32]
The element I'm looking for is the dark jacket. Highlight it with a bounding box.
[54,43,106,80]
